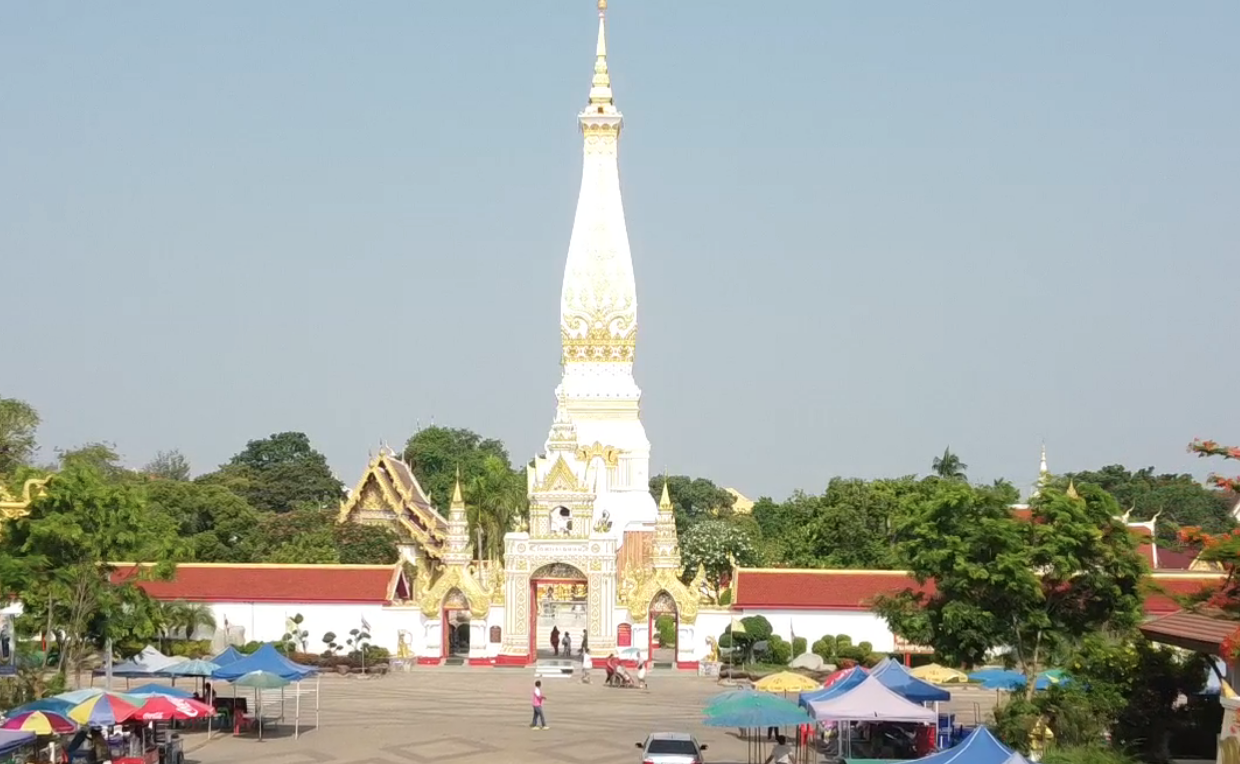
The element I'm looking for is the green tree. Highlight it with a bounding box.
[465,454,527,560]
[931,447,968,480]
[333,519,399,565]
[679,519,760,602]
[0,463,179,677]
[215,432,343,513]
[0,397,40,476]
[873,481,1146,700]
[1064,463,1233,542]
[402,426,513,510]
[57,442,133,482]
[253,507,341,564]
[142,450,191,481]
[145,479,262,562]
[648,475,736,534]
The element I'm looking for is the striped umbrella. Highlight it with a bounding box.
[69,694,142,726]
[0,711,77,735]
[6,698,74,716]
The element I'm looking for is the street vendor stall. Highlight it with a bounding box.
[210,645,319,739]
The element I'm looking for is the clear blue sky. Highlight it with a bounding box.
[3,1,1237,500]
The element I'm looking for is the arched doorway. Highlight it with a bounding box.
[648,590,678,667]
[442,588,471,658]
[530,563,588,660]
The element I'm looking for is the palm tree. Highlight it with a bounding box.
[931,448,968,480]
[466,455,528,561]
[178,602,216,642]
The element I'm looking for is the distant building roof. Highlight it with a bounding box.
[725,488,754,515]
[110,563,408,604]
[732,567,1222,615]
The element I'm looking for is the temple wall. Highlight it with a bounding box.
[690,608,897,661]
[201,602,419,654]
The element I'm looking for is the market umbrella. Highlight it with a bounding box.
[165,659,220,677]
[133,696,215,722]
[232,670,291,741]
[128,684,194,699]
[5,698,74,716]
[69,693,142,726]
[755,671,819,693]
[704,697,812,764]
[705,692,791,716]
[705,688,760,707]
[0,711,77,735]
[909,664,969,684]
[54,688,142,705]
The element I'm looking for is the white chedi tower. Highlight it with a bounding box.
[550,0,657,540]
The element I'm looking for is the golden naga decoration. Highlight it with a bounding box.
[704,635,720,663]
[0,476,51,521]
[627,567,700,625]
[690,564,715,605]
[576,441,619,467]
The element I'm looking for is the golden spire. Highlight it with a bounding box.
[659,477,672,512]
[589,0,613,106]
[1066,480,1079,500]
[451,466,465,512]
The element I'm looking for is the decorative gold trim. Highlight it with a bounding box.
[535,455,582,494]
[418,565,491,620]
[561,322,635,364]
[0,476,50,520]
[627,568,700,625]
[576,442,619,467]
[337,452,447,553]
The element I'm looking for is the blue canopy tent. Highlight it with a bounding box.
[911,726,1029,764]
[211,644,319,738]
[210,646,245,666]
[871,659,952,703]
[0,730,36,758]
[798,667,868,708]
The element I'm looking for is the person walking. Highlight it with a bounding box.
[550,626,560,656]
[581,648,592,684]
[580,629,588,656]
[531,680,548,729]
[562,632,572,658]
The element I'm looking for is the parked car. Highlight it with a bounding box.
[636,732,708,764]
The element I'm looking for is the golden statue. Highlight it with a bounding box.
[705,635,719,663]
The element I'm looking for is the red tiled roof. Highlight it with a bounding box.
[1141,610,1238,654]
[732,568,1225,615]
[733,569,934,610]
[111,563,401,604]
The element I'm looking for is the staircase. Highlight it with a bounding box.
[534,658,575,679]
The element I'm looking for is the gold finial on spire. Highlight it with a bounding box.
[589,0,613,106]
[1066,480,1079,500]
[659,477,672,511]
[451,466,465,508]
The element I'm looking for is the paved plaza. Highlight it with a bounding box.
[181,669,1000,764]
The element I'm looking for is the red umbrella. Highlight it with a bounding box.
[133,696,215,722]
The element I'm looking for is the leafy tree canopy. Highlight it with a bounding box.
[0,463,181,675]
[0,397,40,476]
[402,426,513,510]
[931,447,968,480]
[142,449,191,481]
[1062,462,1234,542]
[252,506,398,565]
[215,431,343,513]
[648,475,735,534]
[874,481,1146,699]
[679,519,761,602]
[144,479,262,562]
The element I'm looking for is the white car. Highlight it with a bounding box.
[636,732,708,764]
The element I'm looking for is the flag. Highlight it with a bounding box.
[790,620,797,646]
[361,615,372,632]
[729,616,746,635]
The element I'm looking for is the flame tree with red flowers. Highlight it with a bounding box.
[1176,439,1240,658]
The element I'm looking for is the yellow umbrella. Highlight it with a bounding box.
[754,671,819,693]
[909,663,969,684]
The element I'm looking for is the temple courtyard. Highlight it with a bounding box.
[182,670,1000,764]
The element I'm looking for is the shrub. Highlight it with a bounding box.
[1040,745,1139,764]
[857,641,873,655]
[811,637,834,662]
[241,641,263,654]
[289,652,321,667]
[718,632,733,649]
[768,635,792,666]
[835,634,853,650]
[655,615,677,647]
[167,640,212,658]
[792,637,807,657]
[862,653,885,668]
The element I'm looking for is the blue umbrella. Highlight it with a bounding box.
[127,683,194,699]
[968,669,1026,691]
[165,659,221,677]
[5,698,73,716]
[705,688,760,706]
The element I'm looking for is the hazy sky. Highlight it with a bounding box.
[3,2,1237,501]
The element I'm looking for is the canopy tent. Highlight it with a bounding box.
[807,675,938,723]
[211,644,319,738]
[968,668,1070,691]
[210,646,245,666]
[871,658,952,702]
[911,726,1017,764]
[104,646,180,678]
[799,667,868,708]
[0,730,36,757]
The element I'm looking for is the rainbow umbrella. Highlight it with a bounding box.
[0,710,77,735]
[69,693,142,726]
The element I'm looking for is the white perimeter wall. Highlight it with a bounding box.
[197,602,416,654]
[688,609,897,662]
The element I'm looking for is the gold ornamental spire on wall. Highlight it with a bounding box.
[652,478,681,570]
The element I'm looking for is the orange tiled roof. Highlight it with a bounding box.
[732,568,1223,615]
[111,563,403,604]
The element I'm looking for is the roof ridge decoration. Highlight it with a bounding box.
[0,476,50,521]
[337,451,447,555]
